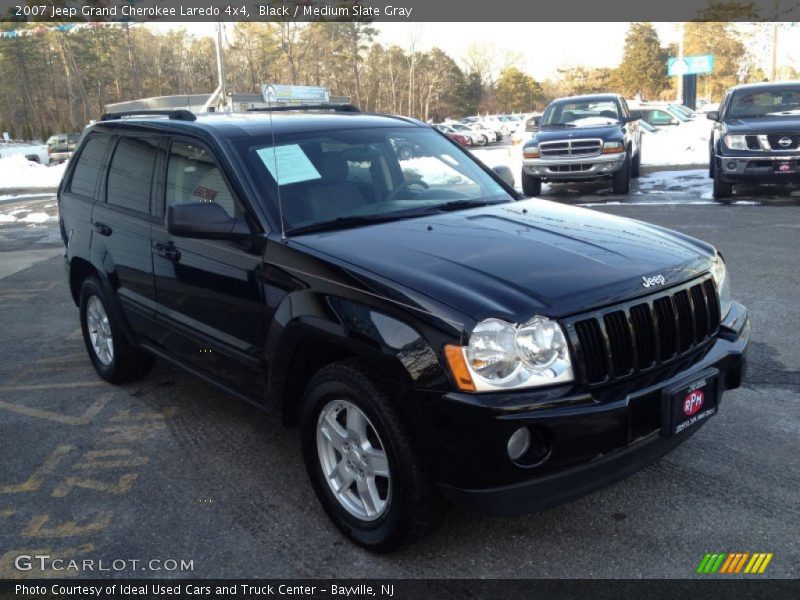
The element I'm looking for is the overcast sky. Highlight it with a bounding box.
[151,22,798,81]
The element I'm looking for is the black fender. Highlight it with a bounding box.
[264,291,450,425]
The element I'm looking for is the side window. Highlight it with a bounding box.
[166,141,237,217]
[68,134,113,198]
[106,137,159,213]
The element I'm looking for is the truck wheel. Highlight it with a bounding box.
[631,150,641,178]
[712,169,733,202]
[612,154,632,194]
[79,276,153,383]
[709,150,715,178]
[301,360,443,552]
[522,172,542,196]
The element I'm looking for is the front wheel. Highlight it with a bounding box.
[712,168,733,202]
[631,150,641,178]
[522,172,542,196]
[301,360,442,552]
[612,153,632,194]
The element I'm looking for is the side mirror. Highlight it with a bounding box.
[706,111,720,121]
[167,202,250,240]
[628,110,643,121]
[492,165,516,188]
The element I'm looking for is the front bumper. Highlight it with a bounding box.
[716,153,800,183]
[523,152,626,181]
[429,302,749,516]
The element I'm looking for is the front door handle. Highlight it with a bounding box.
[93,221,112,236]
[154,242,181,262]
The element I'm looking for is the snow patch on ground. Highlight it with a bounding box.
[20,212,53,224]
[0,155,67,189]
[640,120,711,166]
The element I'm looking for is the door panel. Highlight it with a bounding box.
[152,139,266,396]
[89,135,160,340]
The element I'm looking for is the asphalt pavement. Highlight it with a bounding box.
[0,190,798,579]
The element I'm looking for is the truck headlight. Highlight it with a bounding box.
[523,145,540,159]
[602,141,624,154]
[445,317,573,392]
[723,135,748,150]
[710,254,732,320]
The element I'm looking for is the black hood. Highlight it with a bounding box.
[532,123,622,144]
[293,200,716,325]
[724,116,800,135]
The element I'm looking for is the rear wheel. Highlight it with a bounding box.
[712,168,733,202]
[612,153,632,194]
[522,172,542,196]
[79,276,152,383]
[301,360,443,552]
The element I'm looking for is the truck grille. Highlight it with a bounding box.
[539,139,602,158]
[547,163,593,173]
[767,134,800,150]
[566,277,720,385]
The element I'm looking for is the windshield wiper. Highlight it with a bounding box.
[732,114,766,119]
[542,123,576,128]
[287,210,433,235]
[435,198,505,212]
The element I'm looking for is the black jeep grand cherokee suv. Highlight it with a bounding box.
[59,107,749,552]
[709,81,800,199]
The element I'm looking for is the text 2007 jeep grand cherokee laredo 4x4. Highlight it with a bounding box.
[521,94,642,196]
[708,81,800,200]
[58,106,748,552]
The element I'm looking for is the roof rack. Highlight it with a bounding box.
[100,109,197,122]
[246,104,361,114]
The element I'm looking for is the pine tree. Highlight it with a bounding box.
[616,23,668,100]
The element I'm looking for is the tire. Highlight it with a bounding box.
[612,152,632,194]
[709,148,715,179]
[478,134,487,146]
[79,276,153,383]
[521,172,542,196]
[712,168,733,202]
[631,150,641,178]
[301,360,443,552]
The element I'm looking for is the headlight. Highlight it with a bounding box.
[523,145,540,159]
[710,254,732,320]
[602,140,624,154]
[447,316,574,392]
[723,134,748,150]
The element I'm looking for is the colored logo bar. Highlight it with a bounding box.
[697,553,773,574]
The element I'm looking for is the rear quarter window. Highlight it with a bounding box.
[68,134,113,199]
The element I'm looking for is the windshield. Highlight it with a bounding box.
[728,87,800,118]
[541,100,620,127]
[234,127,513,234]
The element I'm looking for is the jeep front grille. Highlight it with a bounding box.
[565,276,720,385]
[539,139,602,158]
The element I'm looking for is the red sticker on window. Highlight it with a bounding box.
[192,186,218,201]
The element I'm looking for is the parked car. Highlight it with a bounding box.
[511,113,542,146]
[708,81,800,200]
[47,132,81,163]
[521,94,643,195]
[447,121,497,145]
[629,103,690,127]
[481,115,514,137]
[433,124,471,147]
[59,106,748,552]
[0,139,50,165]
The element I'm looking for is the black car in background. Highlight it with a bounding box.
[521,94,642,196]
[708,81,800,200]
[58,106,748,552]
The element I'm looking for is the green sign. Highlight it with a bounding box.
[668,55,714,76]
[261,84,330,104]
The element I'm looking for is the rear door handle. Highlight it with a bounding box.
[154,242,181,262]
[93,221,112,236]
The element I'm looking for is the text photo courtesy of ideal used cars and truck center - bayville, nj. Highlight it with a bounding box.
[0,1,798,599]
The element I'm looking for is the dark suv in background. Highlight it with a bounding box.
[708,81,800,200]
[58,106,748,552]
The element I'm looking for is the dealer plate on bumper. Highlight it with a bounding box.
[660,368,720,436]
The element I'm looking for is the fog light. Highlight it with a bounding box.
[507,427,531,461]
[727,162,738,170]
[605,163,615,170]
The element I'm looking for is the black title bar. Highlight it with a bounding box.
[0,0,799,22]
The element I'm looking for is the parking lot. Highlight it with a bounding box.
[0,194,798,578]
